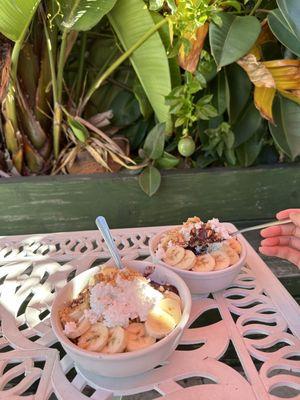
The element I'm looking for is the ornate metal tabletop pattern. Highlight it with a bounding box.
[0,225,299,400]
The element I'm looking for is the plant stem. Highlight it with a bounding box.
[43,21,58,104]
[7,42,22,130]
[79,18,167,114]
[53,29,68,158]
[249,0,264,16]
[75,32,87,102]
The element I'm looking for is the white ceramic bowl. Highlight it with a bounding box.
[51,259,191,378]
[149,224,247,295]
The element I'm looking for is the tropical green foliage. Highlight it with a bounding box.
[0,0,299,196]
[0,0,41,41]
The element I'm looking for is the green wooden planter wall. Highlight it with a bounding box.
[0,163,299,236]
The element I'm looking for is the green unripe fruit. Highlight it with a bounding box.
[178,136,195,157]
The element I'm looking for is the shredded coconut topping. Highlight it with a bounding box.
[89,269,163,328]
[180,225,193,241]
[207,218,230,239]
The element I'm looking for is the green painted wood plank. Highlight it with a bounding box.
[0,164,299,235]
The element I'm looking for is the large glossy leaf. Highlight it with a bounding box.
[269,96,300,160]
[276,0,300,39]
[143,123,165,160]
[211,70,227,115]
[225,64,252,124]
[57,0,117,31]
[150,11,181,88]
[139,166,161,197]
[233,101,262,147]
[209,13,261,69]
[0,0,41,42]
[268,9,300,57]
[236,132,264,167]
[109,0,172,122]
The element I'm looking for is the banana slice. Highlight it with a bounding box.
[222,244,239,265]
[193,254,215,272]
[175,249,196,270]
[157,298,182,324]
[66,317,91,339]
[164,290,182,310]
[145,307,176,339]
[100,345,109,354]
[226,238,242,254]
[77,322,108,351]
[163,246,185,266]
[125,322,156,352]
[126,322,146,338]
[68,305,85,322]
[107,326,127,354]
[211,250,230,270]
[126,334,156,352]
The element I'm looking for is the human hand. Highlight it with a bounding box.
[259,209,300,268]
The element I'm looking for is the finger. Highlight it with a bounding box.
[261,236,300,250]
[290,212,300,228]
[259,246,300,268]
[260,223,300,238]
[276,209,300,220]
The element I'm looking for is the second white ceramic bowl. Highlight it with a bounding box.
[51,259,191,377]
[149,224,247,295]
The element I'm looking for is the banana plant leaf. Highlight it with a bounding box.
[150,11,181,88]
[108,0,172,123]
[0,0,41,42]
[56,0,117,31]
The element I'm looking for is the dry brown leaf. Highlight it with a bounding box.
[0,40,11,103]
[278,89,300,105]
[254,86,276,123]
[178,23,209,73]
[237,54,275,88]
[264,60,300,68]
[85,144,111,171]
[237,54,300,122]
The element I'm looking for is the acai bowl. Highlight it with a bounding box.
[150,217,247,294]
[51,259,191,377]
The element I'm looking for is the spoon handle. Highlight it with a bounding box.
[231,218,292,236]
[95,216,123,269]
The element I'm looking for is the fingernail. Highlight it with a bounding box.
[290,212,300,225]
